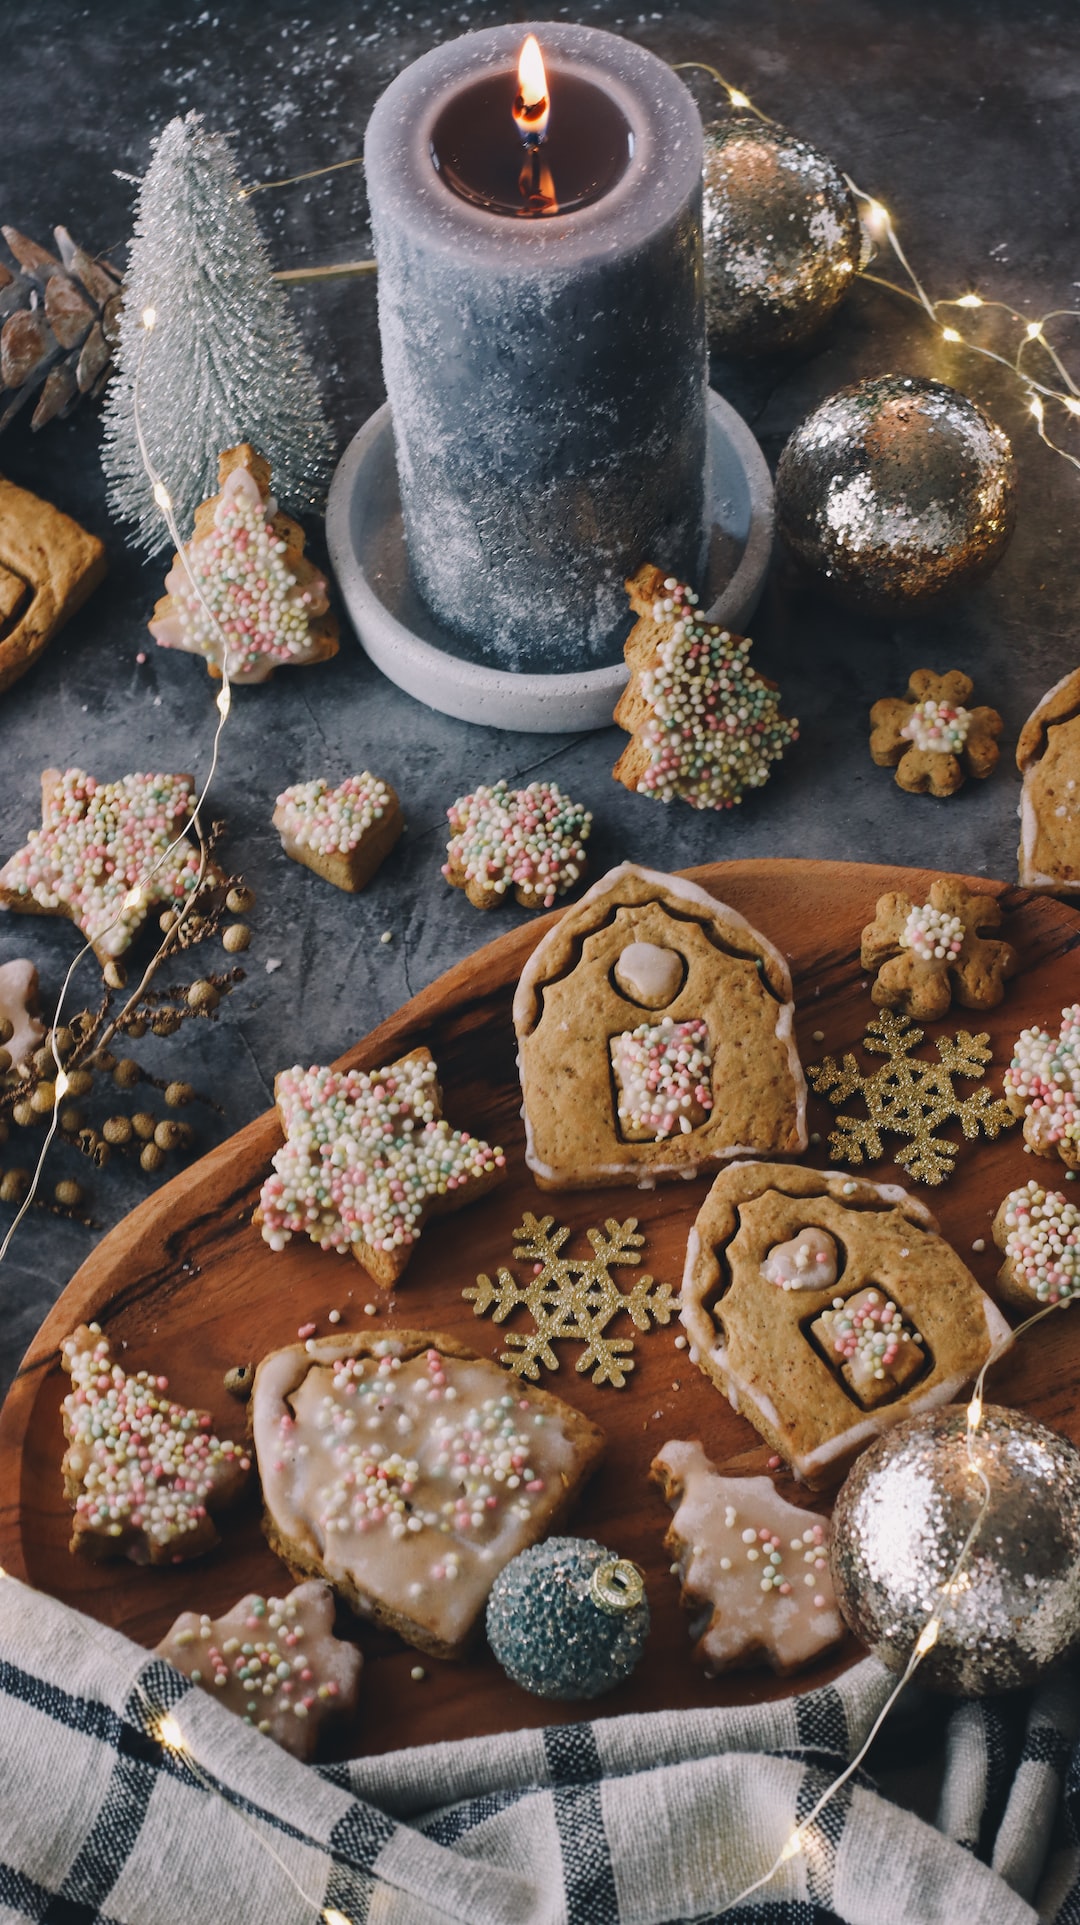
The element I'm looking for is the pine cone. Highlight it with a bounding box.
[0,226,122,433]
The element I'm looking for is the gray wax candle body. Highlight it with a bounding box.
[365,23,707,674]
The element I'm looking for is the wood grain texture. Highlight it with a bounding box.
[2,858,1079,1759]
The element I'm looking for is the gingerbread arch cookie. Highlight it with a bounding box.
[0,475,106,697]
[1016,667,1080,892]
[513,863,807,1191]
[252,1329,605,1661]
[680,1162,1011,1487]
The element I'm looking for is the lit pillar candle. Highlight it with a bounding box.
[365,22,707,674]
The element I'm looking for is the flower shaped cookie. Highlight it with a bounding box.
[870,669,1002,796]
[860,878,1016,1020]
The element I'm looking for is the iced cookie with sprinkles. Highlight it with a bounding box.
[251,1329,606,1660]
[0,767,223,964]
[1003,1007,1080,1169]
[993,1180,1080,1310]
[156,1580,361,1759]
[869,669,1002,796]
[443,779,591,911]
[651,1440,843,1676]
[1015,665,1080,892]
[257,1045,506,1285]
[679,1162,1011,1487]
[612,564,797,810]
[149,444,338,685]
[514,862,806,1191]
[60,1322,250,1565]
[273,774,403,893]
[860,878,1016,1020]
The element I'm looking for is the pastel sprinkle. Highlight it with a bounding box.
[276,775,394,858]
[900,698,971,755]
[611,1016,713,1141]
[443,779,591,909]
[1005,1006,1080,1163]
[900,901,965,963]
[1000,1179,1080,1305]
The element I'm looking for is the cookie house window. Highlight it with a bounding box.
[808,1287,927,1410]
[611,1016,714,1142]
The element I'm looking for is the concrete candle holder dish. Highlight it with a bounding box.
[326,388,774,735]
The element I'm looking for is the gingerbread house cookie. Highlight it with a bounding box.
[650,1439,843,1676]
[156,1580,361,1758]
[680,1162,1011,1487]
[257,1045,506,1285]
[273,774,403,893]
[513,863,807,1191]
[1016,666,1080,891]
[251,1329,606,1661]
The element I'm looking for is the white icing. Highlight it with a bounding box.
[613,940,685,1007]
[761,1227,838,1291]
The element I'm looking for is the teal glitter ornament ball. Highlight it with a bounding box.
[486,1537,650,1701]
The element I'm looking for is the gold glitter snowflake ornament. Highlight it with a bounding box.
[465,1214,674,1387]
[807,1009,1017,1185]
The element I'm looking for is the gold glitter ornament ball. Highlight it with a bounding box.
[831,1405,1080,1695]
[702,121,861,356]
[775,375,1016,609]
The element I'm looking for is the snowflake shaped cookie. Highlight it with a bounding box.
[443,779,592,910]
[613,566,798,809]
[870,669,1002,796]
[156,1580,362,1759]
[860,878,1016,1020]
[1004,1006,1080,1168]
[465,1213,674,1387]
[60,1322,250,1564]
[0,767,220,963]
[149,445,338,684]
[274,773,403,893]
[808,1008,1017,1185]
[993,1180,1080,1309]
[259,1045,506,1285]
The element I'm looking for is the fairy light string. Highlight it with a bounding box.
[674,60,1080,478]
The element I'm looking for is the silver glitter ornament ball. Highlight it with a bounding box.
[486,1537,650,1700]
[831,1405,1080,1696]
[702,120,861,357]
[775,374,1016,608]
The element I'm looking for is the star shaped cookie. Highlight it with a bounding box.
[156,1580,362,1760]
[860,879,1016,1020]
[870,669,1002,796]
[258,1045,507,1284]
[0,767,223,963]
[60,1322,250,1565]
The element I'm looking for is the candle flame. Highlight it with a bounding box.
[514,35,550,144]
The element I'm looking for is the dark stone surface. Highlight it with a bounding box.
[0,0,1077,1400]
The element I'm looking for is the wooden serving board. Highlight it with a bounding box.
[2,858,1079,1759]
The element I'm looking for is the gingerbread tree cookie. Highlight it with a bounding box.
[443,779,592,910]
[156,1580,362,1759]
[258,1045,506,1285]
[993,1180,1080,1310]
[860,879,1016,1020]
[274,774,403,893]
[0,767,223,963]
[651,1440,843,1676]
[149,444,338,685]
[1004,1006,1080,1169]
[612,565,797,810]
[60,1322,250,1564]
[1016,666,1080,892]
[870,669,1002,796]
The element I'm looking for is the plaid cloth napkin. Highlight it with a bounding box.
[2,1575,1079,1924]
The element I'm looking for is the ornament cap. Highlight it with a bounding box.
[589,1556,646,1615]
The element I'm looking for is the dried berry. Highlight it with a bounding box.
[165,1081,195,1108]
[222,923,250,954]
[0,1017,13,1046]
[139,1141,166,1173]
[30,1081,56,1114]
[49,1026,74,1058]
[63,1068,94,1098]
[124,1016,148,1039]
[102,1115,133,1146]
[151,1011,182,1037]
[0,1167,29,1203]
[187,979,220,1014]
[112,1057,142,1089]
[78,1128,109,1167]
[226,883,255,914]
[131,1111,157,1142]
[103,960,126,990]
[54,1179,84,1208]
[159,908,179,933]
[59,1106,84,1134]
[32,1046,54,1075]
[90,1049,116,1072]
[224,1362,253,1400]
[152,1119,187,1151]
[11,1098,37,1128]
